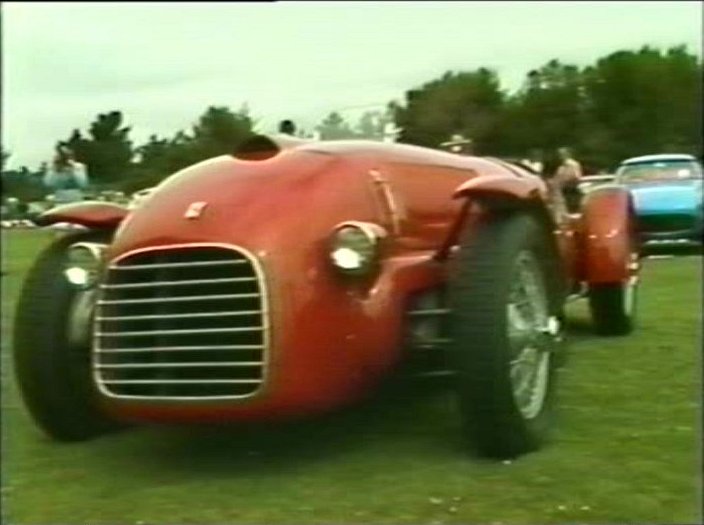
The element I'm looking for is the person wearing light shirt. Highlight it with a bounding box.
[43,145,89,204]
[554,146,583,212]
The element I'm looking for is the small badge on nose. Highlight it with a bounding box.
[184,201,208,220]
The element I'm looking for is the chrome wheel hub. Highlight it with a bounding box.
[507,251,556,420]
[67,289,97,350]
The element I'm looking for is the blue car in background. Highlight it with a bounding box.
[616,154,703,246]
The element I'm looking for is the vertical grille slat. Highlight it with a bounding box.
[94,245,267,400]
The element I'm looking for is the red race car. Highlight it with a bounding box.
[14,134,640,459]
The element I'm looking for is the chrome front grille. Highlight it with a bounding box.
[93,245,268,400]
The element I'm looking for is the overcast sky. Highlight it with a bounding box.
[2,1,702,169]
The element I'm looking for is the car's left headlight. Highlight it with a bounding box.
[64,242,107,289]
[329,222,386,276]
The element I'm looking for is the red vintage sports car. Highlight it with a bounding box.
[14,134,640,459]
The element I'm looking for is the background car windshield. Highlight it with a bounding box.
[618,160,703,182]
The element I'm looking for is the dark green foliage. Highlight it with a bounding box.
[316,111,357,140]
[2,44,700,194]
[1,167,47,202]
[395,68,505,153]
[500,60,587,158]
[65,111,133,184]
[580,45,703,167]
[126,106,255,193]
[394,45,701,171]
[1,147,10,170]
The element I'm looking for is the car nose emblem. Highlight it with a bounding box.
[184,201,208,220]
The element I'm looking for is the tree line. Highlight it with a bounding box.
[2,44,701,201]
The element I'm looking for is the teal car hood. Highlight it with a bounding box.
[628,179,702,215]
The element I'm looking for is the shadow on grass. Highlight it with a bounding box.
[106,376,462,476]
[64,324,612,475]
[564,316,598,343]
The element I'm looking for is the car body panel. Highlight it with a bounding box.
[44,137,636,424]
[616,154,703,242]
[36,201,129,229]
[579,185,635,283]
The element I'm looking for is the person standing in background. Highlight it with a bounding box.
[278,119,297,136]
[521,148,545,174]
[440,134,474,155]
[554,146,583,212]
[43,144,89,205]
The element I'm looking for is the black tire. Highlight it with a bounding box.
[588,220,639,336]
[451,212,564,459]
[588,281,637,336]
[13,230,124,441]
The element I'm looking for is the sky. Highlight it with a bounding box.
[2,1,702,169]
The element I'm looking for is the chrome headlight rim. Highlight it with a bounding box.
[329,221,387,277]
[64,242,107,289]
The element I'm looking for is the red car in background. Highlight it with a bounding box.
[14,134,639,459]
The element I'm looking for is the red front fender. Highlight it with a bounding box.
[579,185,635,284]
[436,173,549,260]
[35,201,129,229]
[453,173,546,200]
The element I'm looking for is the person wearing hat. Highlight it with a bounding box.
[520,148,545,175]
[383,122,403,143]
[440,134,474,155]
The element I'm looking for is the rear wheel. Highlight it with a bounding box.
[13,230,124,441]
[588,238,640,336]
[451,213,565,459]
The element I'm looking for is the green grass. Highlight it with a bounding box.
[1,229,701,525]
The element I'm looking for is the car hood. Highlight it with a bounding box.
[627,179,702,214]
[107,149,377,262]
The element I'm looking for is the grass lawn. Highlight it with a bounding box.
[1,229,701,525]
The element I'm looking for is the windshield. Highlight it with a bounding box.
[616,159,702,183]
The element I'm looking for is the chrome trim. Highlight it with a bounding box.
[407,308,450,316]
[414,338,451,346]
[412,370,457,378]
[330,220,387,275]
[97,327,262,337]
[93,242,270,402]
[96,310,262,322]
[566,293,584,303]
[64,242,108,289]
[96,345,262,353]
[111,260,248,270]
[100,277,256,289]
[332,220,388,243]
[369,169,404,235]
[95,362,263,369]
[97,293,258,305]
[68,242,107,262]
[102,379,262,385]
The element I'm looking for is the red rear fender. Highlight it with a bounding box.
[579,186,635,284]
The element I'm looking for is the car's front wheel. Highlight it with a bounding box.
[451,212,564,459]
[13,230,125,441]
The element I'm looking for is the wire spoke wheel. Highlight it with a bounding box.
[451,213,563,459]
[507,251,551,420]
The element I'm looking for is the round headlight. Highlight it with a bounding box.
[64,243,105,288]
[330,223,385,276]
